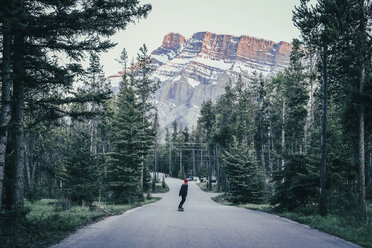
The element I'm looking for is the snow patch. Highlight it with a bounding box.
[194,56,233,70]
[152,54,170,63]
[187,78,200,88]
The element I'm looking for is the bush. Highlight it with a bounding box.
[54,197,71,211]
[162,178,166,188]
[271,154,318,211]
[151,179,156,192]
[221,139,266,204]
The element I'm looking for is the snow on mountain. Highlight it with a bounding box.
[108,32,292,129]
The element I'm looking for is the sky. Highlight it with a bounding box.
[99,0,306,76]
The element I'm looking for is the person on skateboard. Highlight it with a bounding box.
[178,179,188,211]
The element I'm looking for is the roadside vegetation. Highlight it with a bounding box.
[152,178,170,193]
[212,194,372,248]
[0,1,371,248]
[0,197,160,248]
[197,182,218,192]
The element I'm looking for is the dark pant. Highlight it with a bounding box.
[178,196,186,208]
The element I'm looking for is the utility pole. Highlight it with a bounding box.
[208,150,212,190]
[201,150,203,180]
[179,150,183,178]
[154,145,157,182]
[169,142,172,176]
[216,145,220,192]
[192,149,196,177]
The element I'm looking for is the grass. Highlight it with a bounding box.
[197,182,219,192]
[1,197,161,248]
[152,182,170,193]
[212,194,372,248]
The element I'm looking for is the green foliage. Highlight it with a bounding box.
[271,154,318,211]
[61,126,99,205]
[162,178,166,188]
[0,198,160,248]
[107,47,157,204]
[107,83,145,203]
[197,182,218,193]
[212,196,372,248]
[221,138,266,204]
[283,39,308,151]
[366,183,372,201]
[151,181,169,193]
[53,197,71,212]
[143,165,152,193]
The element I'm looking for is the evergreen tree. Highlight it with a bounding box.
[62,125,98,205]
[107,76,146,204]
[0,0,152,210]
[221,137,266,204]
[284,39,308,154]
[251,73,270,176]
[199,100,216,189]
[293,0,337,216]
[271,154,318,211]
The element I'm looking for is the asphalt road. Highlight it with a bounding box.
[52,177,360,248]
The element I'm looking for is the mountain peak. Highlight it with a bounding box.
[109,31,292,129]
[161,32,185,49]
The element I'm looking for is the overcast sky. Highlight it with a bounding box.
[99,0,307,76]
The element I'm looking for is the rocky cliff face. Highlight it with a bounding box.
[109,32,292,129]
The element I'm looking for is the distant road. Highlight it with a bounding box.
[52,177,360,248]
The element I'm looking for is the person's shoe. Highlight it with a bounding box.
[178,207,184,211]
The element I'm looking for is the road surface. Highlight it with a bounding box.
[52,177,360,248]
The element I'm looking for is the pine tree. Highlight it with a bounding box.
[62,125,98,205]
[107,76,146,204]
[284,39,308,154]
[0,1,13,209]
[0,0,152,210]
[293,0,338,216]
[251,73,270,176]
[221,137,265,204]
[82,53,112,155]
[271,154,318,211]
[199,100,216,189]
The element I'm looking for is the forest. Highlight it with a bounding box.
[0,0,371,247]
[156,0,372,223]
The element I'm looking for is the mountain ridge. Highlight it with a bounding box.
[108,31,292,129]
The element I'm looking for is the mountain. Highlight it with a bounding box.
[108,31,292,129]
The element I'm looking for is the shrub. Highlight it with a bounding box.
[54,197,71,211]
[271,154,318,211]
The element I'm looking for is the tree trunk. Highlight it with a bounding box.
[153,148,156,182]
[0,21,13,208]
[319,45,328,217]
[90,119,97,155]
[261,142,266,176]
[357,0,368,224]
[25,144,31,189]
[368,151,371,184]
[9,29,26,209]
[281,99,286,170]
[358,66,367,223]
[208,151,212,190]
[304,52,315,155]
[269,121,273,178]
[179,150,183,178]
[216,145,220,192]
[200,150,203,175]
[368,146,371,184]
